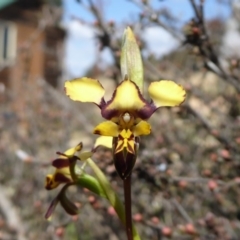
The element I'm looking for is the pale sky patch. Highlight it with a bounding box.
[142,26,179,57]
[65,20,96,77]
[65,22,180,76]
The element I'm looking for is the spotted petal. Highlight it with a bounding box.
[101,79,149,120]
[45,172,71,190]
[93,121,119,137]
[148,80,186,108]
[65,78,105,107]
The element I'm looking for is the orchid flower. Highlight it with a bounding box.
[45,142,90,190]
[45,138,113,219]
[65,76,185,178]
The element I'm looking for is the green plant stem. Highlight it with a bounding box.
[87,158,141,240]
[87,158,125,221]
[124,174,133,240]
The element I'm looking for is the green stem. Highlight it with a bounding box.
[87,158,141,240]
[124,174,133,240]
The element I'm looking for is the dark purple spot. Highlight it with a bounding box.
[55,173,71,183]
[94,129,101,135]
[52,158,69,168]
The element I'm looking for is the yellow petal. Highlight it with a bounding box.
[45,174,60,190]
[57,143,83,159]
[64,148,74,157]
[57,167,71,176]
[65,78,105,106]
[93,121,119,137]
[133,120,151,136]
[94,136,113,149]
[74,142,83,152]
[102,79,147,119]
[148,80,186,107]
[78,151,92,161]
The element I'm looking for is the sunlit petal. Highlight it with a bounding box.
[93,136,113,150]
[45,174,60,190]
[45,172,72,190]
[78,151,92,160]
[93,121,119,137]
[133,120,151,136]
[64,142,83,157]
[65,78,105,107]
[54,172,72,183]
[148,80,186,108]
[101,79,148,120]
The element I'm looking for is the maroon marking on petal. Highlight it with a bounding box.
[99,97,106,109]
[118,134,124,141]
[127,142,135,154]
[101,107,120,121]
[75,142,83,151]
[94,129,101,135]
[55,173,72,183]
[101,80,152,120]
[45,176,55,190]
[52,158,69,168]
[115,141,124,153]
[137,104,156,120]
[129,132,134,139]
[100,80,124,120]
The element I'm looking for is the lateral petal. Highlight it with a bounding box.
[65,78,105,107]
[93,136,113,150]
[133,120,151,136]
[93,121,119,137]
[78,151,92,161]
[148,80,186,108]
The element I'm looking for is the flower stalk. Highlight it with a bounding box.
[87,157,141,240]
[124,174,133,240]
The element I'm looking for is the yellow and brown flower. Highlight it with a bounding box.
[65,77,186,178]
[45,142,91,190]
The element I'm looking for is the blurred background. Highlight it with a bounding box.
[0,0,240,239]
